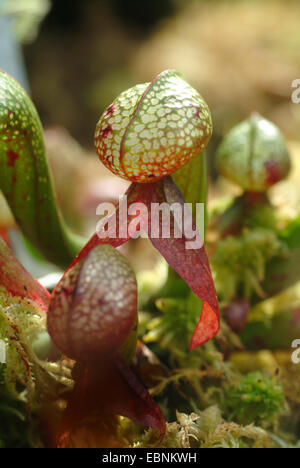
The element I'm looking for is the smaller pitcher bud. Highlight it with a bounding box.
[47,245,137,362]
[223,299,250,334]
[95,70,212,183]
[216,114,291,192]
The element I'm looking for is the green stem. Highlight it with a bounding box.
[213,191,272,238]
[263,215,300,296]
[161,151,208,298]
[173,150,208,221]
[0,69,84,268]
[279,214,300,250]
[241,282,300,350]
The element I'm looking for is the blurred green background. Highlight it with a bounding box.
[11,0,300,146]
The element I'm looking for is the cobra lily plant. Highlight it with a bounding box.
[0,69,220,446]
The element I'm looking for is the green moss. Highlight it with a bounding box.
[212,228,288,302]
[134,406,270,448]
[0,288,74,447]
[0,379,42,448]
[224,372,285,426]
[144,292,202,351]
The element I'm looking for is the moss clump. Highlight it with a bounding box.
[0,374,41,448]
[0,288,72,402]
[224,372,284,426]
[0,288,74,447]
[134,406,270,448]
[212,228,287,302]
[144,292,201,351]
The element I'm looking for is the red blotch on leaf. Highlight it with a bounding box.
[105,104,114,116]
[101,125,112,138]
[6,149,19,167]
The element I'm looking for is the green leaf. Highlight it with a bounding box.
[173,151,207,207]
[173,151,207,229]
[0,69,84,268]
